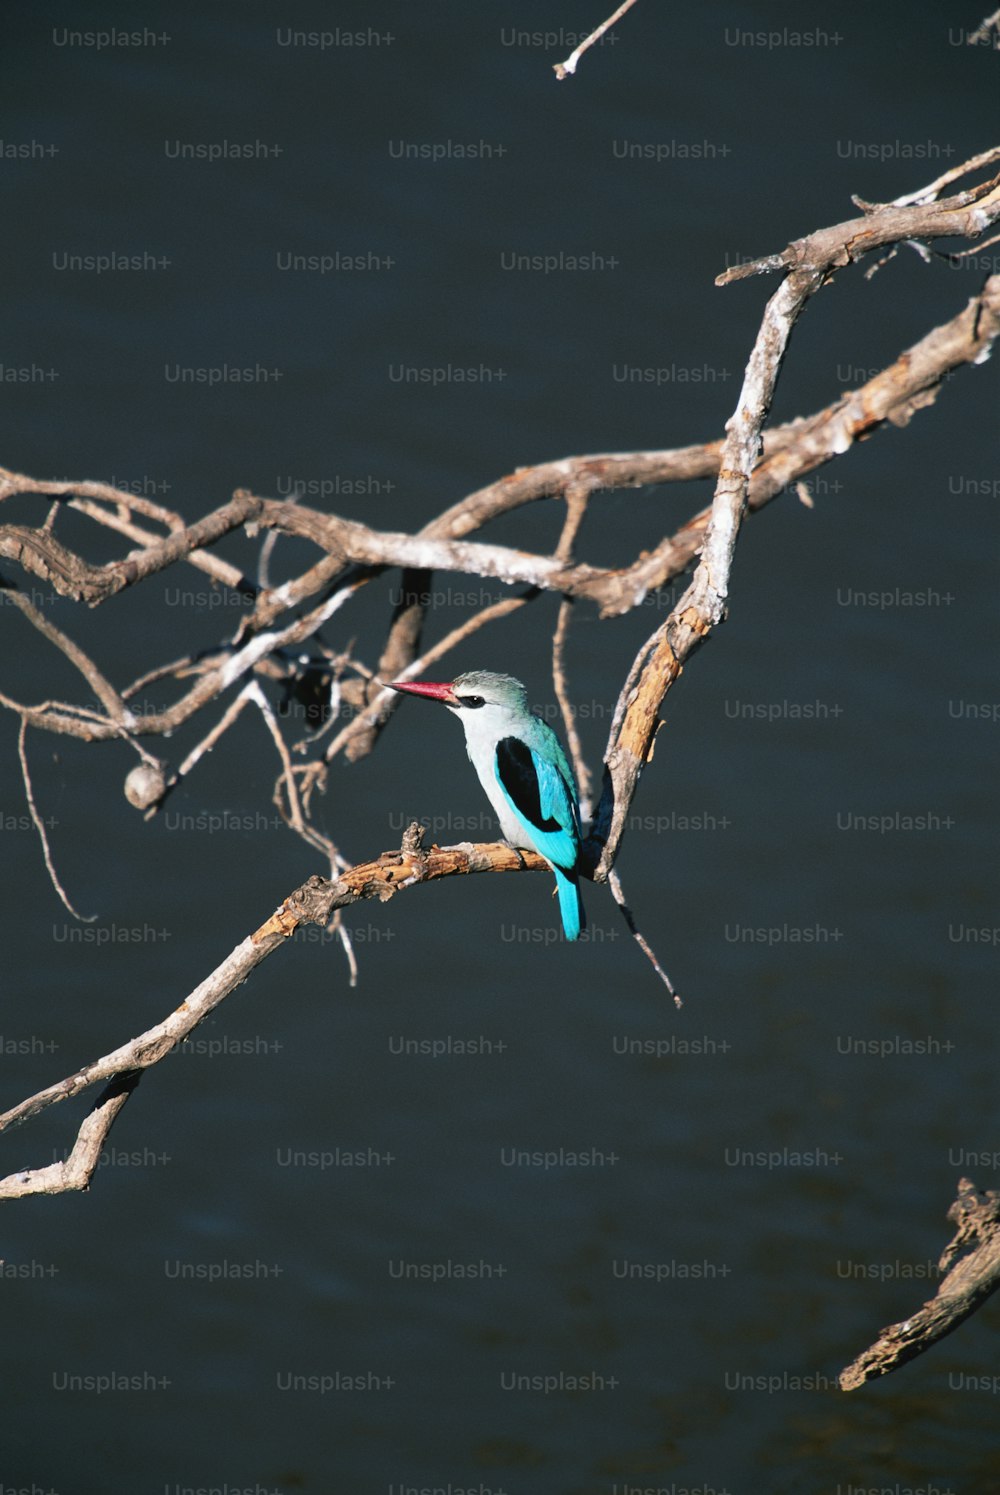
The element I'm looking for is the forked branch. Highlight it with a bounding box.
[2,151,998,1200]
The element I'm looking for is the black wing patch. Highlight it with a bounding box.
[495,736,562,835]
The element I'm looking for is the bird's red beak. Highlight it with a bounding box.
[387,679,459,705]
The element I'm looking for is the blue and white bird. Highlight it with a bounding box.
[388,670,586,940]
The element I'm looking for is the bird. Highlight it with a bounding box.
[388,670,586,940]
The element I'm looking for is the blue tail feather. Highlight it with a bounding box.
[554,867,585,941]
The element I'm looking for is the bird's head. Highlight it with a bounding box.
[388,670,530,729]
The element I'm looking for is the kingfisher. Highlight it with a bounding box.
[388,671,586,939]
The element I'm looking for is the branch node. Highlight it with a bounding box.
[400,820,428,857]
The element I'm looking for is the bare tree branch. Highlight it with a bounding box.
[607,867,680,1005]
[16,718,97,922]
[719,157,1000,285]
[553,0,640,78]
[3,151,999,1206]
[0,843,552,1196]
[0,1071,143,1199]
[0,491,262,604]
[840,1179,1000,1390]
[3,578,133,725]
[586,165,1000,876]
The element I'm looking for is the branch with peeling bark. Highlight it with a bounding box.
[3,154,998,773]
[3,263,997,760]
[2,152,999,1217]
[840,1179,1000,1389]
[588,163,1000,877]
[0,837,545,1197]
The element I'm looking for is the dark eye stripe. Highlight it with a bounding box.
[458,695,485,708]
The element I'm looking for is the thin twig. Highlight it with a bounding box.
[243,680,307,833]
[17,718,97,922]
[3,581,134,725]
[334,918,360,990]
[944,227,1000,259]
[608,867,680,1006]
[551,484,593,812]
[553,0,639,78]
[887,144,1000,207]
[552,596,592,817]
[163,691,254,799]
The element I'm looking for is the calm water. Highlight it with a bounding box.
[2,2,998,1491]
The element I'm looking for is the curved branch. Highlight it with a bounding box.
[4,262,996,679]
[0,836,551,1195]
[0,491,261,604]
[717,157,1000,286]
[587,266,1000,875]
[840,1178,1000,1390]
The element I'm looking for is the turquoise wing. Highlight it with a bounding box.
[494,733,581,873]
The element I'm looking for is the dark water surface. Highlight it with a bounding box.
[2,3,998,1491]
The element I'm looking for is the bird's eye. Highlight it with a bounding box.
[459,695,485,708]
